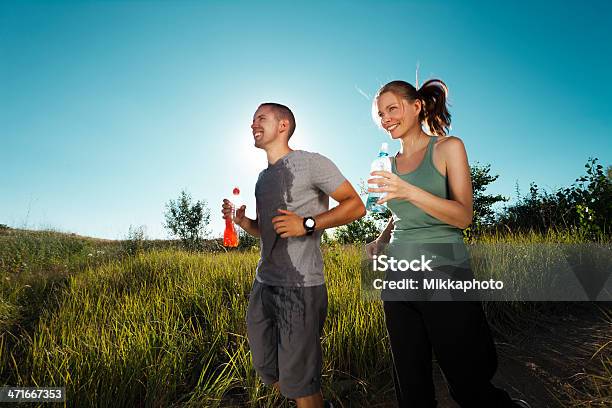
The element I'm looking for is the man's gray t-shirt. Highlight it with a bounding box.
[254,150,346,287]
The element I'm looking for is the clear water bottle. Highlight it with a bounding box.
[366,143,391,213]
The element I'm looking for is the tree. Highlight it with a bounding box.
[164,190,211,249]
[470,162,509,230]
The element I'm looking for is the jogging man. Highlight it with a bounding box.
[222,102,365,408]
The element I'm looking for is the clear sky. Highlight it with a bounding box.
[1,0,611,239]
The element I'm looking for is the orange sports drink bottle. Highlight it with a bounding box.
[223,187,240,247]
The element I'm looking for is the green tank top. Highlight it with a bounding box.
[386,136,464,244]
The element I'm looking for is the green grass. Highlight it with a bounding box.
[0,231,391,407]
[0,228,610,407]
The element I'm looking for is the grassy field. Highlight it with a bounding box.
[0,228,610,407]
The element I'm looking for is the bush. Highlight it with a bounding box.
[497,158,611,238]
[164,190,211,250]
[121,225,148,256]
[237,228,259,250]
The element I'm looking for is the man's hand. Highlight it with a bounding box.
[272,209,306,238]
[222,199,246,227]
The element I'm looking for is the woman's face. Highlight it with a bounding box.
[376,91,421,139]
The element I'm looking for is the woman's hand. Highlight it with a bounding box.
[365,239,382,260]
[367,171,416,205]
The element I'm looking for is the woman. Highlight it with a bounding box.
[366,79,530,408]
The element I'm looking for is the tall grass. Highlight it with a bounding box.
[0,228,610,407]
[1,238,392,407]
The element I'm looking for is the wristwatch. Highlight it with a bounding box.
[303,216,316,235]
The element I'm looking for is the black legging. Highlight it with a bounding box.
[383,301,517,408]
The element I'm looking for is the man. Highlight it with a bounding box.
[222,102,365,408]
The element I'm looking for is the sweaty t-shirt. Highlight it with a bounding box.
[254,150,346,287]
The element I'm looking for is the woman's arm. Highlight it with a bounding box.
[368,137,473,229]
[377,217,394,243]
[405,137,473,228]
[366,216,393,259]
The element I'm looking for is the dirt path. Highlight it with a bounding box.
[432,305,611,408]
[263,305,611,408]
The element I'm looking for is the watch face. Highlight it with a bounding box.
[305,218,315,228]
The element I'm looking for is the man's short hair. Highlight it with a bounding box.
[259,103,296,138]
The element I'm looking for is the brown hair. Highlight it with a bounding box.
[374,79,451,136]
[259,103,296,138]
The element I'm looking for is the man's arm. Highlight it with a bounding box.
[272,180,366,238]
[222,199,260,237]
[237,214,260,238]
[312,180,366,231]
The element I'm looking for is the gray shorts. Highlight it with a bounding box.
[246,280,328,399]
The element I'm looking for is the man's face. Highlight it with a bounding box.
[251,105,281,149]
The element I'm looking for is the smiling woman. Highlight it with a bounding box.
[366,79,531,408]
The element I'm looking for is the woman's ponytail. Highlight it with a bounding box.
[417,79,451,137]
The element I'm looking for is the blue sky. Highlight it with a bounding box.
[1,0,611,239]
